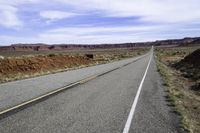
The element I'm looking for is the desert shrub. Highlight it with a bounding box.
[191,83,200,91]
[85,54,94,59]
[48,53,56,57]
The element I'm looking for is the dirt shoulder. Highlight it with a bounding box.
[155,47,200,133]
[0,48,148,84]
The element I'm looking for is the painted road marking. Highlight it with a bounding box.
[0,82,79,115]
[0,53,147,116]
[79,75,98,84]
[123,49,153,133]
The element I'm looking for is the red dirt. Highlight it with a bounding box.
[0,54,93,77]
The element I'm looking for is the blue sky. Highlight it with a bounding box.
[0,0,200,45]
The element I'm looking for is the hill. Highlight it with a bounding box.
[0,37,200,52]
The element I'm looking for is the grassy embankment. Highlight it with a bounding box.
[155,47,200,133]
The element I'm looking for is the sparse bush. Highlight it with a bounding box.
[191,83,200,91]
[48,53,56,57]
[85,54,94,59]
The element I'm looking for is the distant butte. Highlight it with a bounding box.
[0,37,200,51]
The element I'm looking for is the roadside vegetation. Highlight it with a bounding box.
[155,47,200,133]
[0,48,148,84]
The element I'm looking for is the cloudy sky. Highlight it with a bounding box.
[0,0,200,45]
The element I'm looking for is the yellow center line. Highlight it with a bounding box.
[79,75,98,84]
[0,55,146,116]
[0,82,79,115]
[0,75,98,116]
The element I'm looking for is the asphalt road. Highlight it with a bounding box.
[0,54,145,111]
[0,49,182,133]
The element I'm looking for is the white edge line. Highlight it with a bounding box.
[123,47,153,133]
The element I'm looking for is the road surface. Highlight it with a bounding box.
[0,48,182,133]
[0,54,145,111]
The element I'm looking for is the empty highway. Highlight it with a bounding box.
[0,48,182,133]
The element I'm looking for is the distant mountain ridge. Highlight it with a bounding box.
[0,37,200,51]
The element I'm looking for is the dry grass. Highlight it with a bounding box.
[0,48,149,83]
[155,47,200,133]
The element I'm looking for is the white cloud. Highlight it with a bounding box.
[0,5,23,28]
[58,0,200,23]
[0,24,199,45]
[40,10,77,23]
[0,25,173,44]
[0,0,39,6]
[0,0,200,44]
[0,0,40,28]
[1,0,200,27]
[48,25,160,35]
[37,25,182,44]
[37,26,153,43]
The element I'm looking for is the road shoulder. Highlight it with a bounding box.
[129,58,182,133]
